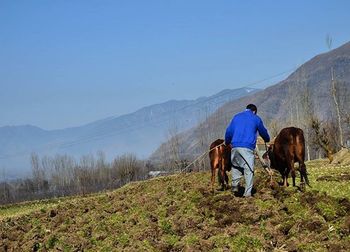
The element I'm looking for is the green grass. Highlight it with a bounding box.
[0,198,61,220]
[306,160,350,199]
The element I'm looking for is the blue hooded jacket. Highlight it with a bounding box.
[225,109,270,150]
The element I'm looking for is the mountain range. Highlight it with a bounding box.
[0,87,258,179]
[151,41,350,162]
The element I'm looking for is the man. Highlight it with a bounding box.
[225,104,270,197]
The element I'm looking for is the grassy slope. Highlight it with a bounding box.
[1,160,350,251]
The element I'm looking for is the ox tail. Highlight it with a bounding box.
[301,163,311,187]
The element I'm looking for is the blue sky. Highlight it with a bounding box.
[1,0,350,130]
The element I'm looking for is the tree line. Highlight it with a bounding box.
[0,152,153,205]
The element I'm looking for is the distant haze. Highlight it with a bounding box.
[0,87,258,179]
[1,1,350,129]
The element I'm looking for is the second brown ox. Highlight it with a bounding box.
[263,127,310,188]
[209,139,232,191]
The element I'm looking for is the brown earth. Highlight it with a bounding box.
[317,173,350,182]
[0,169,350,251]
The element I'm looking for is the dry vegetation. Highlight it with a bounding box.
[1,156,350,251]
[0,153,151,205]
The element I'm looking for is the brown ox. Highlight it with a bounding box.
[209,139,232,191]
[263,127,310,188]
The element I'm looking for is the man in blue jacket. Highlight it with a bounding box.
[225,104,270,197]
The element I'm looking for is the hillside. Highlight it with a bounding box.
[151,41,350,161]
[1,160,350,251]
[0,87,258,179]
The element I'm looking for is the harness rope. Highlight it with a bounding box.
[181,142,225,172]
[181,142,274,178]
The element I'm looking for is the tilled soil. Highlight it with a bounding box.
[317,173,350,182]
[0,170,350,251]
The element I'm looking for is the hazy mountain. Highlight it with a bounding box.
[151,41,350,161]
[0,87,258,179]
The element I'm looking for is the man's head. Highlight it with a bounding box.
[246,104,257,114]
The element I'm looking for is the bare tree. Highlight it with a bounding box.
[96,151,111,189]
[311,117,335,162]
[326,34,344,148]
[31,152,47,192]
[267,119,280,140]
[331,69,344,147]
[49,154,76,196]
[167,121,182,171]
[0,181,12,204]
[296,66,316,161]
[196,106,210,172]
[114,154,140,186]
[326,34,333,51]
[1,150,151,205]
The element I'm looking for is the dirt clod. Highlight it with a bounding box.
[49,209,57,217]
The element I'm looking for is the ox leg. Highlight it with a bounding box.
[288,158,296,187]
[217,160,225,191]
[283,176,287,187]
[285,157,296,187]
[291,169,296,187]
[299,162,304,186]
[220,168,226,190]
[211,168,216,193]
[225,172,229,189]
[221,157,229,190]
[283,169,289,187]
[299,162,309,188]
[300,164,304,181]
